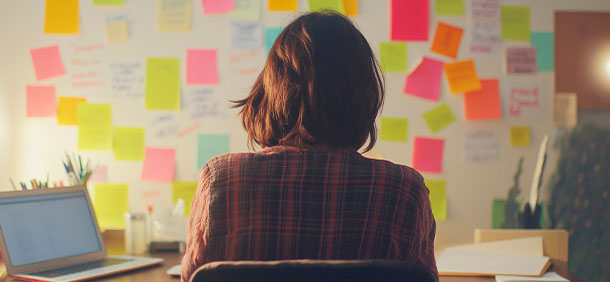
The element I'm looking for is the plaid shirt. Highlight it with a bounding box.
[181,146,437,281]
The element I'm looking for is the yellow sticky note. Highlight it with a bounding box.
[78,104,113,150]
[44,0,79,34]
[158,0,192,32]
[268,0,297,11]
[501,6,531,41]
[510,126,530,147]
[380,117,408,142]
[106,20,129,44]
[422,103,456,133]
[146,58,181,110]
[308,0,345,14]
[343,0,358,16]
[114,127,145,161]
[424,179,447,221]
[57,97,86,125]
[94,183,129,229]
[172,182,198,216]
[380,42,407,72]
[444,59,482,94]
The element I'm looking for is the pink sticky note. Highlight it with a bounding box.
[404,57,444,101]
[202,0,234,14]
[141,148,175,182]
[391,0,429,41]
[30,45,65,81]
[412,137,445,173]
[26,85,56,117]
[187,49,218,85]
[89,165,108,183]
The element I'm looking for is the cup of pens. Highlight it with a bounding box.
[62,152,94,186]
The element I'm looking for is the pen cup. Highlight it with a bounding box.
[124,212,148,255]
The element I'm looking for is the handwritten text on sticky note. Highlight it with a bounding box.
[506,47,536,74]
[158,0,191,32]
[444,59,482,94]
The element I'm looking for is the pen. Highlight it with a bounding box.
[20,182,26,190]
[9,178,17,190]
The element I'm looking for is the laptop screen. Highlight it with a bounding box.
[0,190,102,267]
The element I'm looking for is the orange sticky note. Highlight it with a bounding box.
[444,59,481,94]
[430,22,463,58]
[44,0,79,34]
[268,0,297,11]
[464,79,502,120]
[57,97,87,125]
[26,85,56,117]
[343,0,359,16]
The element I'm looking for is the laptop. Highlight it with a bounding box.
[0,186,163,282]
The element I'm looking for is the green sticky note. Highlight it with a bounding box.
[492,199,506,229]
[435,0,464,15]
[380,117,408,142]
[198,134,230,169]
[94,0,125,5]
[114,127,145,161]
[531,32,553,71]
[380,42,407,72]
[146,58,180,110]
[265,26,283,53]
[307,0,345,14]
[78,104,113,150]
[422,103,456,133]
[94,183,128,228]
[501,6,531,41]
[425,179,447,221]
[172,182,198,216]
[230,0,261,20]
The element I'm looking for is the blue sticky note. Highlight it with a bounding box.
[531,32,553,71]
[265,26,283,53]
[198,134,230,169]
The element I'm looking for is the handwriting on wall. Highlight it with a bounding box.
[469,0,501,54]
[110,61,145,99]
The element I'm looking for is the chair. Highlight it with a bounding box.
[189,259,438,282]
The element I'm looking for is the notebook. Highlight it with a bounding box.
[0,186,163,282]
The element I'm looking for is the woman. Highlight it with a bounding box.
[182,11,437,281]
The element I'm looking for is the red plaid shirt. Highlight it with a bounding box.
[181,146,437,281]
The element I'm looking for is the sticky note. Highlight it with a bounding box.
[94,183,128,228]
[380,42,407,72]
[391,0,429,41]
[44,0,79,34]
[422,103,456,133]
[509,126,530,147]
[172,182,198,216]
[268,0,297,11]
[343,0,359,16]
[142,148,176,182]
[26,85,56,117]
[506,47,536,74]
[430,22,463,59]
[230,21,263,50]
[501,5,530,41]
[380,117,408,142]
[444,59,482,94]
[464,79,502,120]
[77,104,113,150]
[146,58,180,110]
[308,0,345,14]
[114,127,145,161]
[413,137,444,173]
[187,49,218,85]
[231,0,261,20]
[106,20,129,44]
[30,45,65,81]
[404,57,444,101]
[553,93,577,128]
[470,0,501,54]
[464,129,499,163]
[158,0,191,32]
[89,165,108,183]
[265,27,283,53]
[424,179,447,221]
[435,0,464,15]
[492,199,506,228]
[531,32,554,71]
[198,134,230,169]
[202,0,235,14]
[94,0,125,5]
[57,97,86,125]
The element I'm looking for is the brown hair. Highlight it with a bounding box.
[233,11,384,152]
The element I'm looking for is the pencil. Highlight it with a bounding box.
[9,178,17,190]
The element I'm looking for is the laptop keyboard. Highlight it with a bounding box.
[30,258,132,278]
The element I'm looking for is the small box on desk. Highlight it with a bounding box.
[474,229,568,272]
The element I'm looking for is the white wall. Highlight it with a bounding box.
[1,0,609,252]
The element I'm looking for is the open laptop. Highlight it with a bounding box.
[0,185,163,282]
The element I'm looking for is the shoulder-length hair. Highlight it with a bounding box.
[233,11,384,152]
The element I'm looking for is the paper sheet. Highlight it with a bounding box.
[380,117,408,142]
[202,0,235,14]
[501,5,531,41]
[464,129,498,163]
[26,85,56,117]
[230,21,263,50]
[158,0,191,32]
[413,137,445,173]
[230,0,261,20]
[265,27,283,53]
[506,47,537,74]
[94,183,128,228]
[57,97,86,125]
[94,0,124,5]
[77,103,113,150]
[142,148,176,182]
[510,126,530,147]
[172,182,198,216]
[553,93,577,128]
[469,0,501,54]
[30,45,65,81]
[308,0,345,14]
[268,0,297,11]
[404,57,444,101]
[435,0,464,15]
[437,248,550,276]
[444,59,482,94]
[89,165,109,183]
[503,78,542,118]
[187,49,218,85]
[391,0,429,41]
[343,0,359,16]
[464,79,502,120]
[422,103,456,133]
[146,58,181,110]
[492,199,506,228]
[531,32,554,72]
[198,134,230,169]
[496,272,569,282]
[424,179,447,221]
[114,127,145,161]
[430,22,464,58]
[380,42,407,72]
[450,237,544,257]
[106,20,129,44]
[44,0,79,34]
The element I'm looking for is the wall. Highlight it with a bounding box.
[1,0,609,253]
